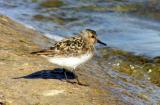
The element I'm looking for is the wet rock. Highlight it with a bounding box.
[153,56,160,63]
[32,0,38,3]
[76,3,142,12]
[40,0,64,8]
[99,47,160,86]
[33,14,78,24]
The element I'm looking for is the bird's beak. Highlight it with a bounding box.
[97,39,107,46]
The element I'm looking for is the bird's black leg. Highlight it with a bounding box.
[72,69,88,86]
[63,69,68,81]
[63,68,75,84]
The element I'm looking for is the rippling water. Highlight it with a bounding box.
[0,0,160,104]
[0,0,160,57]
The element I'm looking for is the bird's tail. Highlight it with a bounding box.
[30,50,47,55]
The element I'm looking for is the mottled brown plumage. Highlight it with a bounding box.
[31,29,106,85]
[32,29,98,56]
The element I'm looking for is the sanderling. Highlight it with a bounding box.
[31,29,107,85]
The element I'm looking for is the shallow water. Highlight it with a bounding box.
[0,0,160,57]
[0,0,160,104]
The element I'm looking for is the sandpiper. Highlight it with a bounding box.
[31,29,106,85]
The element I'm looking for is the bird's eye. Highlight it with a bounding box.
[91,35,95,38]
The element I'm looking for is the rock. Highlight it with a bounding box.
[0,14,132,105]
[40,0,64,8]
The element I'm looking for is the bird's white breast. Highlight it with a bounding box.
[47,53,93,69]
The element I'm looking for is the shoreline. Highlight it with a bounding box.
[0,14,129,105]
[0,14,160,105]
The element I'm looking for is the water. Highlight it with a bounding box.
[0,0,160,57]
[0,0,160,104]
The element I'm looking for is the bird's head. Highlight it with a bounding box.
[81,29,107,46]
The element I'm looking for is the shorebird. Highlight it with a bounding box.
[31,29,106,85]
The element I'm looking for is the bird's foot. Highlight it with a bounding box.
[77,82,89,86]
[66,80,77,84]
[76,80,89,86]
[66,80,88,86]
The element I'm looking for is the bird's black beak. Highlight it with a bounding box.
[97,39,107,46]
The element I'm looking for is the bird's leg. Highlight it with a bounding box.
[63,69,68,81]
[72,68,88,86]
[63,68,70,83]
[63,68,75,84]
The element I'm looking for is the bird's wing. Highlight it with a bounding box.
[31,36,86,56]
